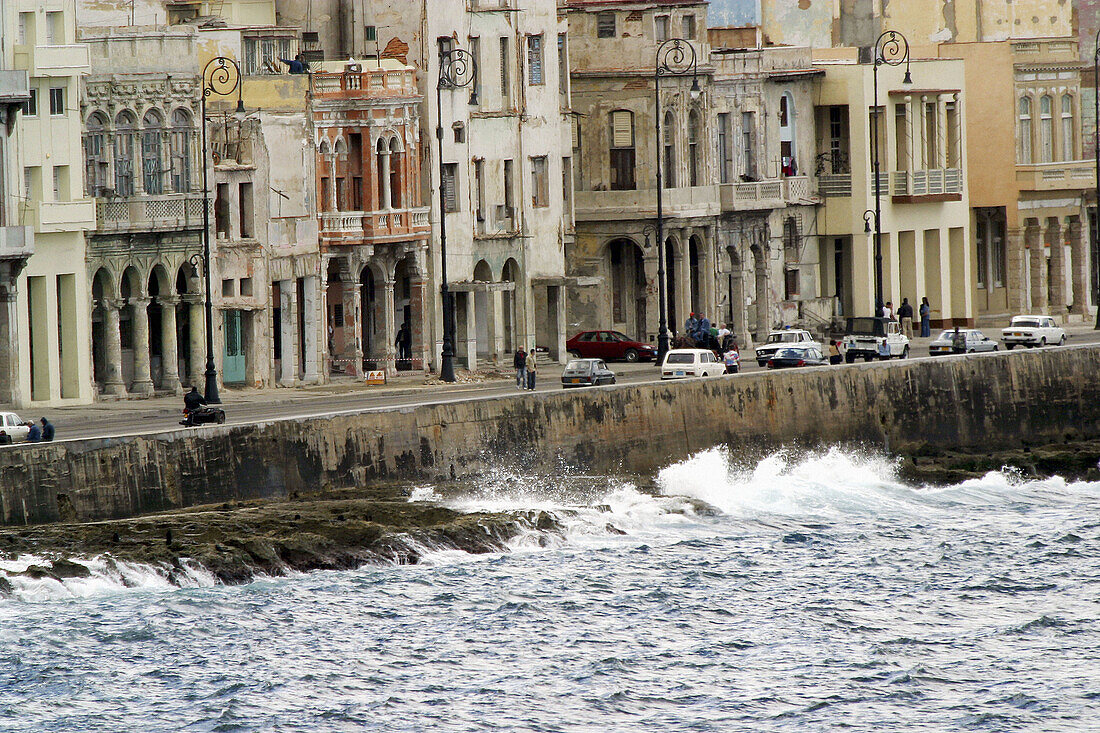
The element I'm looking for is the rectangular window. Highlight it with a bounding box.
[610,110,636,191]
[239,182,254,238]
[655,15,670,42]
[49,87,64,116]
[741,112,756,179]
[527,35,544,85]
[975,217,988,289]
[1062,96,1075,161]
[924,102,938,168]
[562,156,573,222]
[893,103,908,172]
[531,156,549,207]
[504,158,515,213]
[784,269,800,299]
[717,112,731,184]
[240,277,254,297]
[18,13,32,45]
[46,11,64,45]
[474,159,485,222]
[442,163,459,213]
[24,166,39,202]
[470,37,482,107]
[945,101,959,168]
[558,33,568,98]
[365,25,377,42]
[500,37,511,108]
[222,279,235,298]
[992,216,1006,287]
[53,166,69,201]
[333,303,344,327]
[682,14,696,39]
[597,12,616,38]
[828,105,851,174]
[215,182,230,237]
[23,88,36,117]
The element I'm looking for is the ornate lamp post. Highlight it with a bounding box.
[435,47,477,382]
[654,38,701,364]
[1093,30,1100,329]
[871,31,911,317]
[197,56,245,404]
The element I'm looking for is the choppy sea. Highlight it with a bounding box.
[2,447,1099,732]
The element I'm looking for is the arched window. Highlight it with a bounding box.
[779,92,796,176]
[1061,94,1075,161]
[169,108,192,193]
[389,138,402,209]
[609,110,635,191]
[334,139,347,210]
[114,111,137,196]
[319,140,332,211]
[142,109,164,194]
[84,112,108,196]
[1017,97,1032,164]
[376,138,387,209]
[1039,94,1053,163]
[688,110,702,186]
[662,110,676,189]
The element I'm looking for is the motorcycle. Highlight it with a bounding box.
[180,405,226,427]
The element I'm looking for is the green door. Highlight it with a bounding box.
[223,309,246,384]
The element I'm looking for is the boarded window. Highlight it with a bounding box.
[531,156,549,207]
[597,12,616,38]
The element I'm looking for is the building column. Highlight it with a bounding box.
[381,276,397,376]
[301,275,321,383]
[1005,226,1027,314]
[1069,216,1089,315]
[188,296,205,389]
[279,279,299,385]
[103,298,127,396]
[129,297,155,396]
[380,149,392,210]
[462,292,477,371]
[488,289,505,363]
[342,267,364,378]
[159,295,181,393]
[409,275,428,372]
[1047,217,1066,314]
[1026,219,1047,313]
[0,269,22,406]
[675,253,690,332]
[643,255,660,341]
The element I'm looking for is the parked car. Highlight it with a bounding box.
[722,348,740,374]
[0,412,30,445]
[660,349,726,379]
[1001,315,1066,349]
[766,346,829,369]
[754,328,821,366]
[566,330,657,362]
[842,317,910,362]
[929,329,999,355]
[561,358,617,388]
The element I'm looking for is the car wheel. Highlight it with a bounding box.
[0,433,10,446]
[1059,335,1066,346]
[610,377,617,384]
[1006,344,1014,350]
[901,346,910,359]
[216,411,226,425]
[845,353,856,364]
[1040,337,1047,347]
[993,345,999,351]
[623,348,639,363]
[568,350,581,358]
[864,355,874,363]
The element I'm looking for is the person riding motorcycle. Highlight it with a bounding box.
[184,386,206,414]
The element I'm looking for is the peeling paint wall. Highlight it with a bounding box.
[5,346,1100,526]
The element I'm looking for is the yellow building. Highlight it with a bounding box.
[8,0,96,407]
[813,54,974,325]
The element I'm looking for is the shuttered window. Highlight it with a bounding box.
[442,163,459,212]
[611,110,633,148]
[609,110,635,191]
[527,35,544,85]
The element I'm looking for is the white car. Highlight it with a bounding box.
[0,412,30,445]
[661,349,726,379]
[929,329,999,355]
[1001,315,1066,349]
[754,329,821,366]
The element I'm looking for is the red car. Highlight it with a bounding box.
[566,331,657,362]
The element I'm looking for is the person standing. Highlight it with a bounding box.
[525,348,538,391]
[829,340,843,365]
[882,301,894,320]
[40,418,54,442]
[919,297,932,338]
[513,346,527,389]
[897,298,914,339]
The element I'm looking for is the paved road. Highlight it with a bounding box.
[11,325,1100,444]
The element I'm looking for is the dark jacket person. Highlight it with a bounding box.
[40,418,54,442]
[184,387,206,412]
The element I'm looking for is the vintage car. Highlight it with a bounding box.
[929,329,999,355]
[660,349,726,379]
[766,346,829,369]
[566,331,657,362]
[1001,316,1066,349]
[842,317,910,362]
[0,412,30,445]
[561,358,617,388]
[754,328,821,367]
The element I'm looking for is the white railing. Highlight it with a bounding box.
[319,212,364,231]
[95,194,203,230]
[411,209,430,227]
[786,176,811,201]
[893,168,962,196]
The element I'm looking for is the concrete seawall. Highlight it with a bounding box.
[3,346,1100,526]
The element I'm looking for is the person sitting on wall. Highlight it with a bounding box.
[26,421,41,443]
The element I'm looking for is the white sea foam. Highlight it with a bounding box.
[0,554,218,603]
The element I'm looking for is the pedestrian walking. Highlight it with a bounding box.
[40,418,54,442]
[395,323,411,365]
[951,325,966,355]
[897,298,914,339]
[513,346,527,389]
[919,297,932,338]
[525,348,538,391]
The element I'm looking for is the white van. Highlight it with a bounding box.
[661,349,726,379]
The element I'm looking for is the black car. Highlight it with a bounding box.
[766,346,828,369]
[561,358,617,388]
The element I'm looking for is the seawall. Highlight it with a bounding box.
[3,346,1099,526]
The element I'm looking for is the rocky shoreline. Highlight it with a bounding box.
[0,486,558,593]
[898,438,1100,485]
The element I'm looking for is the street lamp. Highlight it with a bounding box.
[654,38,700,363]
[871,30,911,317]
[435,46,477,383]
[1093,30,1100,329]
[863,209,877,234]
[198,56,245,404]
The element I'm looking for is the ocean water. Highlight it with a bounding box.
[2,447,1100,732]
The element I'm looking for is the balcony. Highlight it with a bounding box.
[32,200,96,233]
[891,168,963,201]
[1016,161,1095,193]
[574,186,720,222]
[718,176,816,212]
[0,226,34,260]
[319,207,431,245]
[0,70,30,105]
[95,193,205,234]
[13,44,90,78]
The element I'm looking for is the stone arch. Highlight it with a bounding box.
[604,238,647,342]
[91,268,118,393]
[501,257,521,353]
[750,237,770,336]
[688,234,704,315]
[472,260,493,360]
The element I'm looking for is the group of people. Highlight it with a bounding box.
[880,297,933,338]
[25,417,55,443]
[675,313,739,354]
[512,347,538,391]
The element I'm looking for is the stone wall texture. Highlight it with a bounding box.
[4,345,1100,526]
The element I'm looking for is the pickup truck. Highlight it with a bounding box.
[842,317,910,362]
